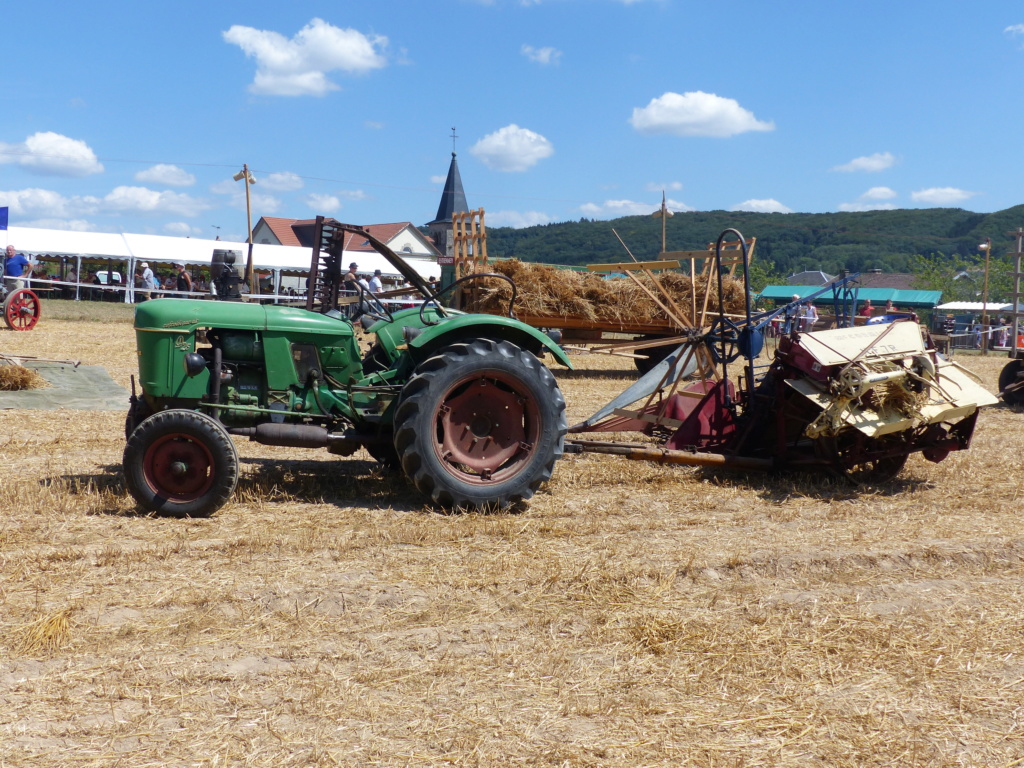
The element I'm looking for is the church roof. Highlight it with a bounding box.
[429,153,468,225]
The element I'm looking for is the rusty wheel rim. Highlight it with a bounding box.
[433,373,540,485]
[143,433,216,501]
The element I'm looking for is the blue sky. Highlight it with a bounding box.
[2,0,1023,241]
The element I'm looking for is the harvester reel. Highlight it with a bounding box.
[3,288,41,331]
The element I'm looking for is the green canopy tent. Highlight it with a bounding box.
[757,285,941,309]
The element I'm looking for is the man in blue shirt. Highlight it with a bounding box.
[4,245,31,290]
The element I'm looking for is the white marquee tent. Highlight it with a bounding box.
[2,225,439,302]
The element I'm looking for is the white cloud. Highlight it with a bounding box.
[1005,24,1024,36]
[730,198,792,214]
[837,186,899,211]
[210,180,281,214]
[630,91,774,138]
[0,187,99,218]
[0,131,103,177]
[164,222,203,236]
[430,174,447,184]
[304,193,341,212]
[486,210,554,228]
[580,198,692,219]
[0,184,210,221]
[832,152,896,173]
[910,187,976,206]
[470,124,554,171]
[103,186,211,217]
[18,218,96,231]
[645,181,683,192]
[862,186,897,200]
[521,44,562,65]
[134,164,195,187]
[260,171,304,192]
[223,18,388,97]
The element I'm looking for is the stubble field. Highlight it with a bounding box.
[1,302,1023,767]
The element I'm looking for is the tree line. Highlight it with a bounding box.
[480,205,1024,299]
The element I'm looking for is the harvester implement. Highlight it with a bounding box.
[568,229,997,483]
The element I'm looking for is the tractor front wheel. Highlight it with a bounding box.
[3,288,41,331]
[123,409,238,517]
[393,339,567,509]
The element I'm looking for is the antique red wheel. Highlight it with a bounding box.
[394,338,567,509]
[434,373,540,482]
[3,288,41,331]
[123,409,239,517]
[142,432,217,502]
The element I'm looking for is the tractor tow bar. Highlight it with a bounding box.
[564,438,774,470]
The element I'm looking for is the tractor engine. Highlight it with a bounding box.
[202,330,268,427]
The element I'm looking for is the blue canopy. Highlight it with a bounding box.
[758,285,941,308]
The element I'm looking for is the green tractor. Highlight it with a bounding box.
[123,218,571,517]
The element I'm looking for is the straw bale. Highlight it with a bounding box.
[0,363,47,390]
[467,260,747,325]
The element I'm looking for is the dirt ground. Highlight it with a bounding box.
[2,306,1023,767]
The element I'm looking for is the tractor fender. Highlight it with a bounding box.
[407,314,574,369]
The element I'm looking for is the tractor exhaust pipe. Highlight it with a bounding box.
[231,423,390,452]
[245,423,331,448]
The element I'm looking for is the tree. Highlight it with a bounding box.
[909,252,976,303]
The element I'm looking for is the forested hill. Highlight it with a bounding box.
[482,205,1024,277]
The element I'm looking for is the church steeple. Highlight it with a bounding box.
[429,151,468,227]
[428,130,469,257]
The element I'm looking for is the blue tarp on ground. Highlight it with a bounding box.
[758,285,942,308]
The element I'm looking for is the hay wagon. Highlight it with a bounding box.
[457,237,755,373]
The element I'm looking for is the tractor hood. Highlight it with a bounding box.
[135,298,352,335]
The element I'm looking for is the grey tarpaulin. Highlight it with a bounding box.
[0,361,128,411]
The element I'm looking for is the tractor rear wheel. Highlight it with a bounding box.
[393,338,567,509]
[998,359,1024,405]
[3,288,41,331]
[123,409,238,517]
[817,429,908,484]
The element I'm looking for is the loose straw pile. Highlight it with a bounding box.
[465,259,747,325]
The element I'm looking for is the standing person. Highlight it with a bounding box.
[4,245,31,290]
[800,301,818,332]
[140,261,157,300]
[369,269,383,294]
[783,294,800,335]
[997,318,1010,348]
[141,262,156,291]
[174,262,192,297]
[342,262,359,318]
[859,299,873,318]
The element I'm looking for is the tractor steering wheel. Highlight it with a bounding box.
[353,284,394,325]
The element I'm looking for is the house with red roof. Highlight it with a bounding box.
[251,217,442,279]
